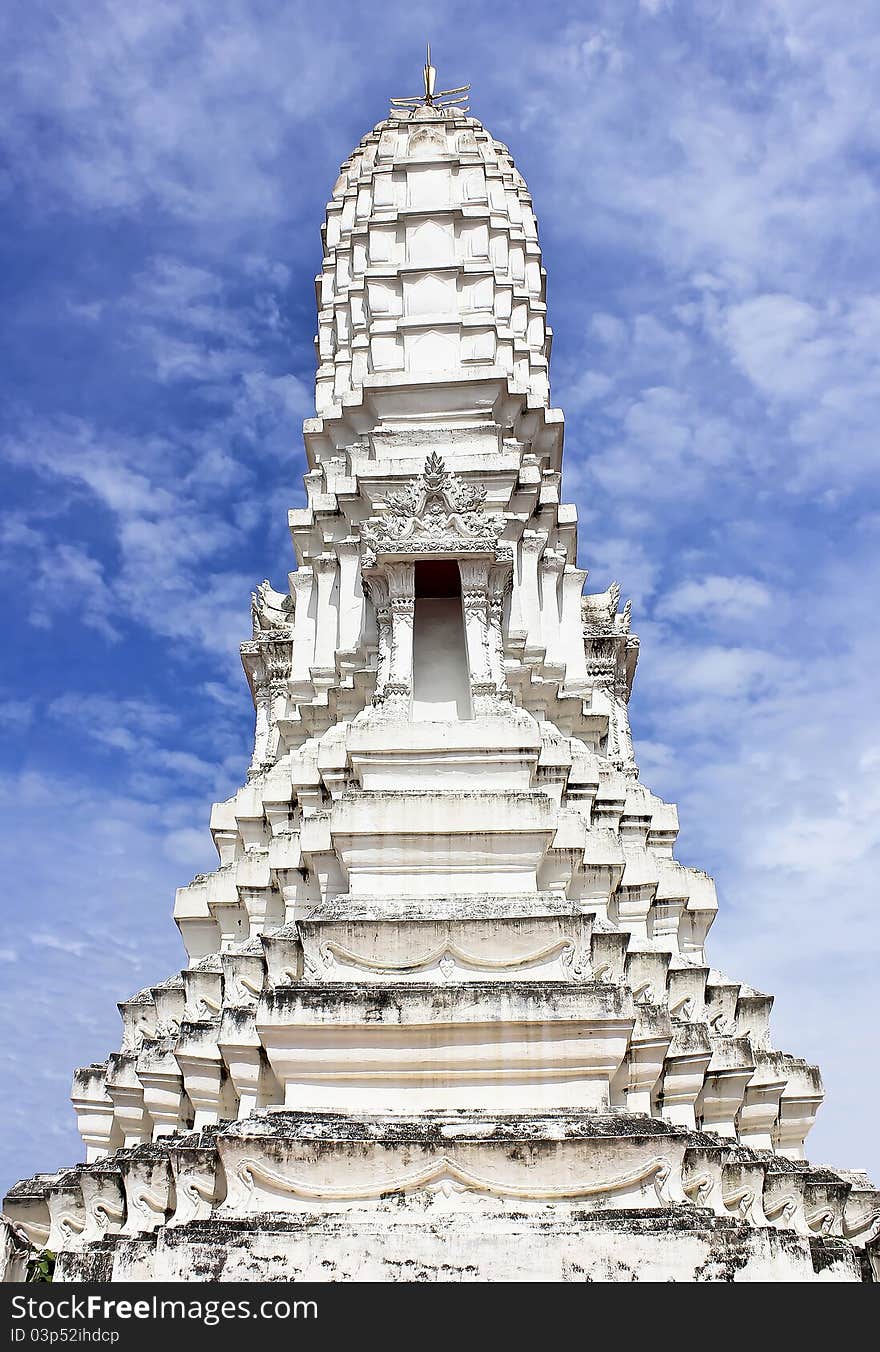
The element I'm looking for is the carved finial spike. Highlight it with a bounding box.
[423,450,448,491]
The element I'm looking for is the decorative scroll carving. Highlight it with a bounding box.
[132,1188,170,1221]
[361,452,504,566]
[764,1192,800,1224]
[843,1205,880,1243]
[316,936,582,981]
[804,1206,836,1235]
[722,1186,758,1220]
[173,1175,216,1226]
[57,1211,86,1237]
[87,1197,124,1230]
[682,1173,715,1207]
[236,974,264,1001]
[235,1153,676,1206]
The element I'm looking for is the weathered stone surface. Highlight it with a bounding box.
[57,1211,865,1284]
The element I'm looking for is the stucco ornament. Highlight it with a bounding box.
[361,452,504,566]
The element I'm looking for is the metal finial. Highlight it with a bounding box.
[390,44,470,113]
[423,43,436,104]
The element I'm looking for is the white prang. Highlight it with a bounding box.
[3,97,878,1285]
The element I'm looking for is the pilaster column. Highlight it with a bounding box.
[384,561,415,717]
[613,672,637,768]
[250,665,272,772]
[265,677,288,763]
[311,554,338,672]
[289,569,316,685]
[539,547,566,667]
[518,530,547,658]
[248,642,291,773]
[506,535,527,644]
[594,681,619,759]
[560,566,589,685]
[459,558,494,715]
[363,573,392,698]
[487,564,513,688]
[336,538,364,654]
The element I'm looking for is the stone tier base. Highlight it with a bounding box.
[10,1110,876,1284]
[56,1210,864,1283]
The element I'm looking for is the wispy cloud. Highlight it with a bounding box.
[656,575,773,624]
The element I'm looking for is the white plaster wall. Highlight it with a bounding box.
[109,1212,864,1283]
[411,597,471,721]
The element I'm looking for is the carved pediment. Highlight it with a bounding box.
[361,452,505,566]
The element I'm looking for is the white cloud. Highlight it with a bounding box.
[657,574,773,623]
[0,699,34,730]
[44,692,238,800]
[655,641,793,700]
[200,680,245,709]
[0,519,120,642]
[1,1,361,227]
[724,293,824,399]
[163,825,213,866]
[47,693,175,749]
[720,291,880,485]
[0,764,209,1188]
[123,254,293,387]
[0,406,292,661]
[32,932,88,958]
[581,535,660,608]
[583,385,740,502]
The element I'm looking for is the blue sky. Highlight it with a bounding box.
[1,0,879,1193]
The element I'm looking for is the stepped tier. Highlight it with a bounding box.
[5,1113,878,1282]
[66,906,824,1154]
[10,898,873,1281]
[315,106,552,414]
[3,91,875,1284]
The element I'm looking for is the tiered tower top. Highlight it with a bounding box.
[315,99,550,416]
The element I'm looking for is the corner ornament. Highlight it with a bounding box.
[361,452,506,568]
